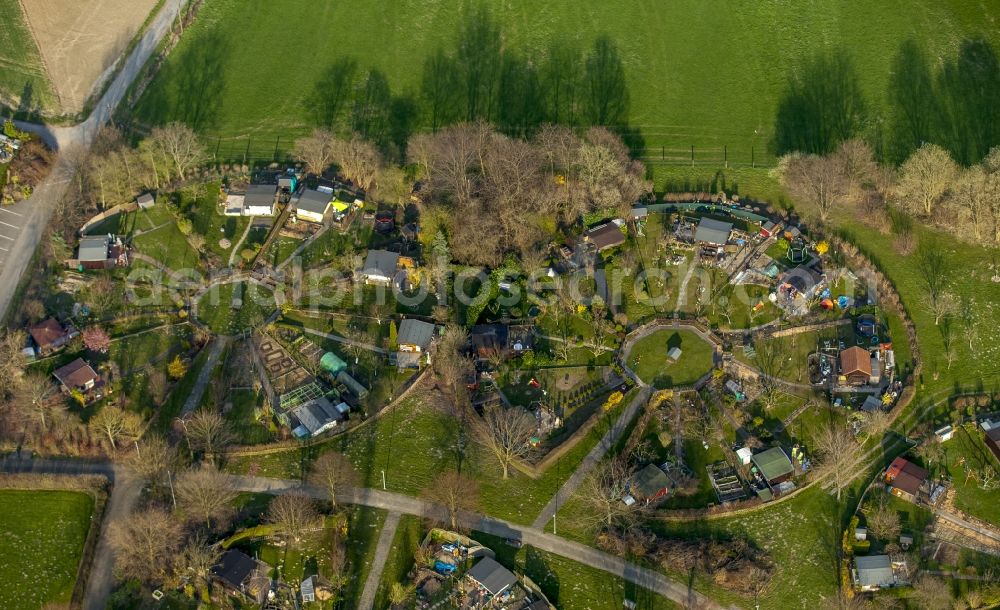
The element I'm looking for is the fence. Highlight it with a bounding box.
[638,144,778,169]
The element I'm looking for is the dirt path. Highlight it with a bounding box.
[530,386,652,530]
[227,219,256,267]
[181,336,229,417]
[357,511,401,610]
[302,327,387,355]
[674,259,698,313]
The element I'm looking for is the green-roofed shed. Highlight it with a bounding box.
[320,352,347,375]
[631,464,670,501]
[751,447,794,485]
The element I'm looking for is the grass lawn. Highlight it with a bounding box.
[227,393,631,525]
[626,329,715,389]
[129,0,998,165]
[474,531,678,610]
[196,281,276,334]
[132,216,202,272]
[942,425,1000,527]
[0,0,56,113]
[224,388,274,445]
[0,490,94,609]
[705,283,781,330]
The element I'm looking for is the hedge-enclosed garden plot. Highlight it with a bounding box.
[626,329,715,389]
[0,490,94,609]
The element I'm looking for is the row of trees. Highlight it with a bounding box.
[777,138,1000,246]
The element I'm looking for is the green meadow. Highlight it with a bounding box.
[130,0,1000,163]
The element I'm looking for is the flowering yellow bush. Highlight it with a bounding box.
[603,390,624,411]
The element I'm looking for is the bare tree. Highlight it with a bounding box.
[421,469,480,530]
[777,153,850,222]
[88,406,142,451]
[951,165,991,240]
[958,293,978,350]
[433,325,473,400]
[915,241,951,325]
[751,333,785,410]
[125,433,177,487]
[307,451,359,508]
[293,128,336,177]
[148,123,206,182]
[174,535,222,595]
[331,134,381,191]
[813,421,860,501]
[109,508,182,584]
[184,409,235,458]
[476,405,535,479]
[911,574,954,610]
[0,329,28,399]
[580,457,642,533]
[865,497,901,542]
[896,143,958,217]
[175,464,238,530]
[860,408,892,441]
[13,372,59,431]
[268,493,320,544]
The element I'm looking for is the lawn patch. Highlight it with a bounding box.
[0,490,94,608]
[626,328,715,388]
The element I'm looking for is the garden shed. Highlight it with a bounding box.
[751,447,794,486]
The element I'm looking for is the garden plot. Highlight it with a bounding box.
[254,334,311,395]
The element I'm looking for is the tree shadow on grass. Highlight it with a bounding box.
[773,49,866,156]
[167,27,231,131]
[307,56,358,129]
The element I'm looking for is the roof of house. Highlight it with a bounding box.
[585,223,625,250]
[296,188,333,215]
[78,235,109,262]
[466,557,517,596]
[292,396,342,435]
[136,192,155,205]
[751,447,794,483]
[53,358,99,389]
[361,250,400,278]
[29,318,69,348]
[398,319,435,349]
[886,457,928,496]
[694,218,733,245]
[632,464,670,498]
[840,346,873,377]
[986,426,1000,444]
[860,395,882,413]
[213,549,260,590]
[854,555,894,588]
[245,184,276,208]
[471,324,509,355]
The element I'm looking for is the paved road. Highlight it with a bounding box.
[531,386,652,530]
[357,510,401,610]
[181,336,230,417]
[0,0,186,320]
[230,475,731,610]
